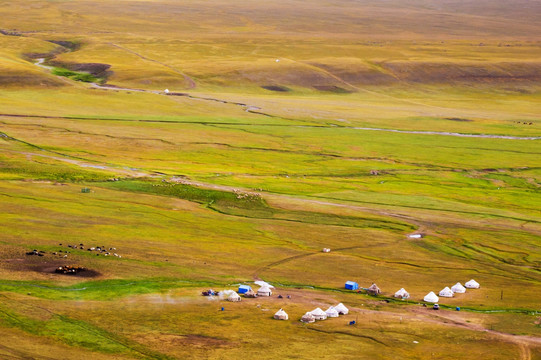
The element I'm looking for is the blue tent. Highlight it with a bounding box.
[238,285,252,294]
[345,281,359,290]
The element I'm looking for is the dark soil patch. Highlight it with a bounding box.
[166,92,189,96]
[47,40,80,51]
[70,63,111,77]
[313,85,352,93]
[2,255,100,277]
[445,117,473,122]
[261,85,290,92]
[36,264,101,278]
[0,29,22,36]
[9,258,101,278]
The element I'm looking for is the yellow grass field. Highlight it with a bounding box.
[0,0,540,359]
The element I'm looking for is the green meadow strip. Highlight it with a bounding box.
[0,278,224,301]
[0,303,176,359]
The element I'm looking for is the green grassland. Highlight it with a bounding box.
[0,0,540,359]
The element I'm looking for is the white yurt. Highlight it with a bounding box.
[257,286,273,297]
[394,288,410,299]
[334,303,349,315]
[310,308,328,320]
[300,312,315,323]
[465,279,480,289]
[227,291,241,302]
[325,306,339,318]
[451,282,466,293]
[439,287,454,298]
[423,291,439,303]
[274,308,288,320]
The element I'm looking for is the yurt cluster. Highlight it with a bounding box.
[298,303,349,323]
[203,282,352,323]
[201,282,275,301]
[345,279,481,304]
[204,278,481,324]
[422,279,480,304]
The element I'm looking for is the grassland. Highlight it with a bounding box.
[0,0,540,359]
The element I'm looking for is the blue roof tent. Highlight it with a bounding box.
[238,285,252,294]
[345,281,359,290]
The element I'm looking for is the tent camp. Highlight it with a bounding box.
[345,281,359,290]
[439,287,454,298]
[325,306,339,318]
[243,289,257,298]
[451,282,466,293]
[238,285,251,294]
[394,288,410,299]
[257,286,273,297]
[465,279,480,289]
[301,312,315,323]
[424,291,439,303]
[310,308,327,320]
[367,283,382,296]
[227,291,241,302]
[274,308,288,320]
[334,303,349,315]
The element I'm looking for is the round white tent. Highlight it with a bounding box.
[424,291,439,303]
[394,288,410,299]
[451,282,466,293]
[257,286,272,297]
[274,308,288,320]
[227,291,241,302]
[325,306,339,318]
[334,303,349,315]
[439,287,454,298]
[301,312,315,323]
[310,307,327,320]
[465,279,480,289]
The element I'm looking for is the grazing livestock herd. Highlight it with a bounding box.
[25,243,123,260]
